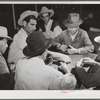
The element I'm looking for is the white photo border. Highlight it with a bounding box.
[0,0,100,99]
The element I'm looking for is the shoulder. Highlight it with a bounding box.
[79,28,88,34]
[13,28,27,40]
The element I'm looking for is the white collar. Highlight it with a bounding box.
[45,19,53,27]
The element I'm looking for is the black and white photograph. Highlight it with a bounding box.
[0,1,100,99]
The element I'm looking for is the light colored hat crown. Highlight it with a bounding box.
[40,6,54,18]
[68,13,80,23]
[0,26,12,40]
[63,13,83,28]
[18,10,38,26]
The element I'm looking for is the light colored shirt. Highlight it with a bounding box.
[43,19,62,39]
[0,52,9,74]
[8,28,27,65]
[69,31,78,41]
[14,57,76,90]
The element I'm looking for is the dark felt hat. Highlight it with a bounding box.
[23,31,52,57]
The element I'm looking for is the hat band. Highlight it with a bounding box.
[33,41,48,52]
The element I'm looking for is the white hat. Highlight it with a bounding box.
[39,6,54,18]
[0,26,12,40]
[94,36,100,44]
[18,10,38,26]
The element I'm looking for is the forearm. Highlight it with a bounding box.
[78,45,94,54]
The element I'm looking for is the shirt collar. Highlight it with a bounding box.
[45,19,53,27]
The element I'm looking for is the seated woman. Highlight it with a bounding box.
[14,31,76,90]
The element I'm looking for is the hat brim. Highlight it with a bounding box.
[63,19,83,28]
[94,36,100,44]
[18,12,38,26]
[0,36,12,40]
[23,38,52,57]
[39,10,54,18]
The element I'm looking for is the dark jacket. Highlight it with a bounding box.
[71,64,100,90]
[39,20,60,32]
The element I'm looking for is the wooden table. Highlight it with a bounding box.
[67,53,97,71]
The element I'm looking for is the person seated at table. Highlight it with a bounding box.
[38,6,62,39]
[71,57,100,90]
[14,31,76,90]
[53,13,94,54]
[0,26,14,90]
[8,10,38,72]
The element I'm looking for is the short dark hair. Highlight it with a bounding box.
[0,37,4,40]
[24,15,37,23]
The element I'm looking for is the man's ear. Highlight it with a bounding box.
[23,21,27,26]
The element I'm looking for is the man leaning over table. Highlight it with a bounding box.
[52,13,94,54]
[14,31,76,90]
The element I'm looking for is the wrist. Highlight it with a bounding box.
[57,43,61,50]
[77,49,81,54]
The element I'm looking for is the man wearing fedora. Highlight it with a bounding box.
[38,6,62,39]
[14,31,76,90]
[0,26,14,89]
[8,10,38,71]
[53,13,94,54]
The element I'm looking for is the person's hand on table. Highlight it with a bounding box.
[57,44,67,52]
[60,62,70,74]
[83,57,97,66]
[75,58,83,68]
[67,45,80,54]
[47,50,71,64]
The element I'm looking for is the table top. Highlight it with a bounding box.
[67,53,97,71]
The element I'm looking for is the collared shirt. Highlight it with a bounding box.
[54,28,94,54]
[14,57,76,90]
[43,19,62,39]
[69,31,78,41]
[0,52,9,74]
[8,28,28,65]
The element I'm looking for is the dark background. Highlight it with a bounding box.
[1,4,100,56]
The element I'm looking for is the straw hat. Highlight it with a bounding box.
[0,26,12,40]
[23,31,52,57]
[63,13,83,28]
[18,10,38,26]
[40,6,54,18]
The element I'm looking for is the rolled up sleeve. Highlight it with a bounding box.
[49,71,76,90]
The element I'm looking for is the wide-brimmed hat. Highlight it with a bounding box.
[39,6,54,18]
[18,10,38,26]
[94,36,100,44]
[23,31,52,57]
[0,26,12,40]
[63,13,83,28]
